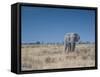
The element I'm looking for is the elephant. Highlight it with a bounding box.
[64,33,80,52]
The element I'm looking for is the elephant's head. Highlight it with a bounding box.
[71,33,80,42]
[65,33,80,43]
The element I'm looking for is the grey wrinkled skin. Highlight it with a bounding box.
[64,33,80,52]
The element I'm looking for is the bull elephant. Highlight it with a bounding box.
[64,33,80,52]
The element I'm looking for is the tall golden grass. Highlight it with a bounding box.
[21,44,95,70]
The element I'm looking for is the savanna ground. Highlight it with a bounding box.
[21,44,95,71]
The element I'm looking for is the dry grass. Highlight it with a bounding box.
[21,44,95,70]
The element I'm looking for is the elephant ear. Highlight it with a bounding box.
[75,34,80,42]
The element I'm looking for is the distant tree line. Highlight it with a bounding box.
[22,41,64,45]
[78,41,95,44]
[22,41,94,45]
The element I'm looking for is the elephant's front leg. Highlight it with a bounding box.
[68,43,71,52]
[71,42,76,51]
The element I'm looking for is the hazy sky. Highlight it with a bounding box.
[21,6,95,43]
